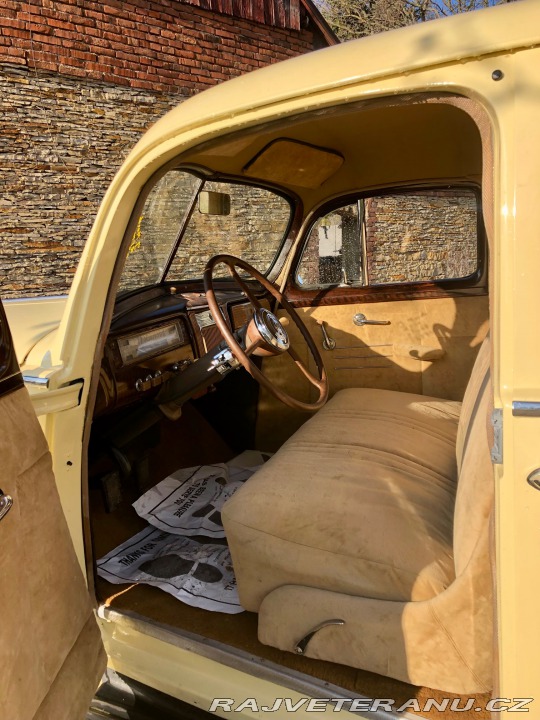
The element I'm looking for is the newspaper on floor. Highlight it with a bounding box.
[97,526,243,613]
[133,451,272,539]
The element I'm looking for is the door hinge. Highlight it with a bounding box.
[491,408,503,464]
[512,401,540,417]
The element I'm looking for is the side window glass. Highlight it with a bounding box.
[295,189,479,289]
[296,203,364,288]
[366,190,478,285]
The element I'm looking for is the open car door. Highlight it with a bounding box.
[0,298,106,720]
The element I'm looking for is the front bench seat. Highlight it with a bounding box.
[222,338,493,694]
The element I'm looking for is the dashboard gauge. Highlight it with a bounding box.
[117,322,184,365]
[195,310,215,330]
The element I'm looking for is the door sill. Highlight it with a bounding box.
[99,605,421,719]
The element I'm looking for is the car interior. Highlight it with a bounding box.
[87,91,493,716]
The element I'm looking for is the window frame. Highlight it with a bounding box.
[288,184,487,307]
[116,160,299,298]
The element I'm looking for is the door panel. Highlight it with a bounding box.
[0,300,106,720]
[256,295,488,450]
[300,295,489,400]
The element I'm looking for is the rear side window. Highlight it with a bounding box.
[296,188,479,289]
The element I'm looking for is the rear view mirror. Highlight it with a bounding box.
[198,191,230,215]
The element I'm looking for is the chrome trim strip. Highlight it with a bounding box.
[22,375,50,387]
[3,294,68,303]
[333,343,392,350]
[512,402,540,417]
[335,365,392,370]
[335,354,393,360]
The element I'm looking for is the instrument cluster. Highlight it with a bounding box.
[94,287,254,417]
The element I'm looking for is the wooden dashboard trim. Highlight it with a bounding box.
[95,294,266,417]
[285,280,488,308]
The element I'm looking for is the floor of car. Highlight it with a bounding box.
[89,402,491,719]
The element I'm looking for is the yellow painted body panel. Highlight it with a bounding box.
[4,295,66,364]
[98,615,382,719]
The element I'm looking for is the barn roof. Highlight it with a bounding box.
[179,0,339,44]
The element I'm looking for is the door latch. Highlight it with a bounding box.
[0,489,13,522]
[527,469,540,491]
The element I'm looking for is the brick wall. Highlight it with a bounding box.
[0,1,329,298]
[0,1,321,93]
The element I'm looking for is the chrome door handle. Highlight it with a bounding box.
[353,313,391,327]
[527,469,540,491]
[0,490,13,522]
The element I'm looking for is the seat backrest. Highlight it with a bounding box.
[453,336,493,576]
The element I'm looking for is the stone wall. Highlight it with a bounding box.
[118,173,291,292]
[365,190,478,284]
[0,66,183,297]
[0,0,330,299]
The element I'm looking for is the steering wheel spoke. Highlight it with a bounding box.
[286,343,327,392]
[244,337,262,357]
[204,254,328,412]
[228,264,263,311]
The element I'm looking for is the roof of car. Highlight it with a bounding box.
[133,0,538,156]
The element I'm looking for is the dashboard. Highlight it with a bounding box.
[94,284,264,417]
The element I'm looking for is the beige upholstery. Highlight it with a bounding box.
[222,338,493,694]
[0,387,106,720]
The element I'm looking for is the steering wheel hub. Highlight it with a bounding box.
[204,254,328,411]
[247,308,289,355]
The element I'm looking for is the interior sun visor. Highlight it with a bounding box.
[243,139,344,189]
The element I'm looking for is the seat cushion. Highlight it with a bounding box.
[222,388,461,611]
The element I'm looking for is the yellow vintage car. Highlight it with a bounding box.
[2,2,539,718]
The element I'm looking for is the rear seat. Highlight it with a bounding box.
[223,337,493,693]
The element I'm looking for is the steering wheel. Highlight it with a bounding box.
[203,254,328,412]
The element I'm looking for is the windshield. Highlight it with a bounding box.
[119,169,292,293]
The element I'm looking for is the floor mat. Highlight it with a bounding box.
[97,452,271,613]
